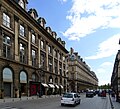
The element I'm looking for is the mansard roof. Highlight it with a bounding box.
[28,8,38,18]
[15,0,28,4]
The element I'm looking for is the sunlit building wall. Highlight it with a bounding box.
[0,0,68,98]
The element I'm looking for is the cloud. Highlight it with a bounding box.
[58,0,67,3]
[85,34,120,59]
[96,61,113,85]
[63,0,120,40]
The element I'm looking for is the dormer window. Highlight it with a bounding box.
[28,8,38,20]
[46,27,52,35]
[37,17,46,28]
[19,0,25,9]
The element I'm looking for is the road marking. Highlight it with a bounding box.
[1,106,18,109]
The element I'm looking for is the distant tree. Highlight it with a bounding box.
[98,83,111,89]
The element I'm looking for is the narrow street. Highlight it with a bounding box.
[0,94,111,109]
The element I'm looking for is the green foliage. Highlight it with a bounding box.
[98,83,111,89]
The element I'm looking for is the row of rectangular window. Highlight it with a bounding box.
[3,12,66,61]
[3,35,65,74]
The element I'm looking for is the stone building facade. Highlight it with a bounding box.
[111,50,120,102]
[67,48,98,92]
[0,0,68,98]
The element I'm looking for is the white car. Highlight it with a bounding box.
[61,93,81,106]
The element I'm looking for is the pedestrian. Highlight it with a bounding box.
[111,91,116,101]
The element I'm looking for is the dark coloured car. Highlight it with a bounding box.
[86,91,94,97]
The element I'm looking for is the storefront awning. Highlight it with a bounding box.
[55,84,59,89]
[48,84,55,88]
[60,85,64,89]
[41,83,48,87]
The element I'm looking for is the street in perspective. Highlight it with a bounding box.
[0,93,120,109]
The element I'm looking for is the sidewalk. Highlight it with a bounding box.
[109,95,120,109]
[0,95,60,104]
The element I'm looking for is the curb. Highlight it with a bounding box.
[0,95,61,104]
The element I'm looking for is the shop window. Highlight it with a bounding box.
[20,71,27,83]
[3,68,13,82]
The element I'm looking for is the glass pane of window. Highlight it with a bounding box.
[32,50,35,57]
[20,43,25,63]
[20,25,25,36]
[48,46,51,54]
[41,40,44,49]
[3,13,10,28]
[32,34,35,43]
[3,35,11,58]
[32,49,36,66]
[3,44,6,57]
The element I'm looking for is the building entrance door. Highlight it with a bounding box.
[4,82,11,97]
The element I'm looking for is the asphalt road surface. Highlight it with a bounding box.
[0,94,111,109]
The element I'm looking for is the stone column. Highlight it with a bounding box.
[46,43,48,71]
[14,16,19,61]
[28,29,32,65]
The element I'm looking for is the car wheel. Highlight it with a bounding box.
[73,101,76,106]
[61,103,64,106]
[78,100,80,104]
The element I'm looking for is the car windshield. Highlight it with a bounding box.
[63,93,73,98]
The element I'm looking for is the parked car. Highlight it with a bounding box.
[86,91,94,97]
[101,90,106,97]
[98,90,102,97]
[61,93,81,106]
